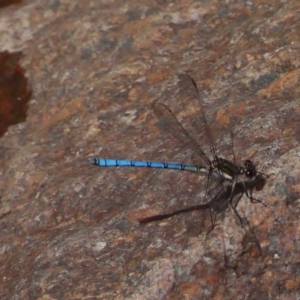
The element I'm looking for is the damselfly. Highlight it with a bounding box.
[89,74,266,226]
[138,174,266,231]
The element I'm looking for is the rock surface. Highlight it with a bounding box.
[1,0,300,299]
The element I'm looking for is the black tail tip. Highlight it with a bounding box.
[88,158,96,165]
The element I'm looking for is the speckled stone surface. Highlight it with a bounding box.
[1,0,300,299]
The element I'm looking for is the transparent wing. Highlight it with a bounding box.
[177,73,217,160]
[153,101,211,166]
[153,74,219,167]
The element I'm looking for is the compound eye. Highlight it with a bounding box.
[246,170,253,177]
[244,160,257,177]
[244,160,252,168]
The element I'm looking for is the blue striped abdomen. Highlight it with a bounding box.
[88,158,205,173]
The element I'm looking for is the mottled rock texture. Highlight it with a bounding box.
[1,0,300,299]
